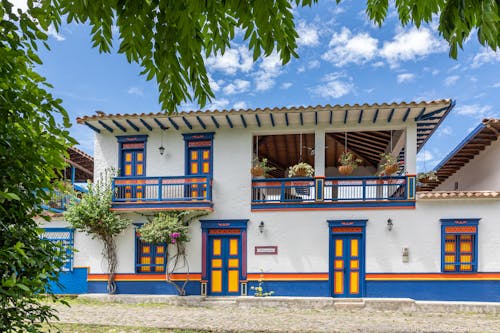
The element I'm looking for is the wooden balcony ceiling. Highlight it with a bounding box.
[65,147,94,182]
[419,118,499,192]
[255,131,402,177]
[77,100,454,152]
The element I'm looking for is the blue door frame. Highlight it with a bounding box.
[328,220,367,298]
[200,219,248,296]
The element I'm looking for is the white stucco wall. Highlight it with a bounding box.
[436,140,500,191]
[69,119,499,276]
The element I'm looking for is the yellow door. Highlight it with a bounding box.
[332,235,363,297]
[209,235,240,295]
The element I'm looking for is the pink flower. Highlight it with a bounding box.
[171,239,176,244]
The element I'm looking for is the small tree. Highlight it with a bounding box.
[139,210,208,296]
[64,169,129,294]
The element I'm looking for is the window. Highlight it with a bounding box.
[441,219,479,272]
[135,227,167,273]
[41,228,74,271]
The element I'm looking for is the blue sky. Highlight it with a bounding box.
[29,0,499,171]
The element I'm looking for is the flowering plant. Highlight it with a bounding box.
[417,171,439,183]
[378,152,401,175]
[250,271,274,297]
[288,162,314,177]
[338,151,363,168]
[251,157,276,177]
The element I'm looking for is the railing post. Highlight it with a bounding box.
[315,176,324,202]
[280,180,285,202]
[111,178,116,201]
[206,177,212,200]
[406,174,416,200]
[158,177,162,201]
[362,178,366,201]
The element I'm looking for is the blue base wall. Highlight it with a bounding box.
[88,281,201,295]
[48,267,88,294]
[75,275,500,302]
[247,281,330,297]
[367,280,500,302]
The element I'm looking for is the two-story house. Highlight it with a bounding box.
[57,100,500,301]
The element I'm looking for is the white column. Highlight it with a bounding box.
[314,129,325,176]
[405,122,417,174]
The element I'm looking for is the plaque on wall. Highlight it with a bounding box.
[255,246,278,255]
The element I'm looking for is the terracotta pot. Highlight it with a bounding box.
[384,163,399,175]
[338,165,354,176]
[251,166,265,177]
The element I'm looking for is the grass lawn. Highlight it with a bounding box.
[43,323,212,333]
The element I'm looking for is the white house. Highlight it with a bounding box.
[43,101,500,301]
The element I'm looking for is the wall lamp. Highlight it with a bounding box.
[158,145,165,155]
[259,221,265,233]
[387,218,393,231]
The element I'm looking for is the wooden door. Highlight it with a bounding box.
[208,235,241,295]
[332,234,363,297]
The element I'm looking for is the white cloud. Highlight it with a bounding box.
[222,79,250,95]
[127,87,143,96]
[308,60,320,69]
[372,61,385,68]
[205,98,230,110]
[417,150,434,163]
[208,75,221,92]
[471,48,500,68]
[281,82,293,90]
[10,0,28,11]
[493,82,500,88]
[297,21,320,47]
[47,26,65,41]
[444,75,460,86]
[253,52,283,91]
[380,27,447,67]
[297,66,305,73]
[455,104,497,119]
[438,126,453,136]
[397,73,415,84]
[311,72,354,99]
[233,101,248,110]
[206,46,253,75]
[322,27,378,66]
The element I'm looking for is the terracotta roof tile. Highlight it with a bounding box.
[417,191,500,200]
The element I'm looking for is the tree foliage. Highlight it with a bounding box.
[64,169,129,294]
[29,0,498,112]
[0,0,75,331]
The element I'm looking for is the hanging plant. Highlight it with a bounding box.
[379,153,400,176]
[338,151,363,176]
[288,162,314,177]
[250,158,276,177]
[417,171,439,184]
[139,210,209,296]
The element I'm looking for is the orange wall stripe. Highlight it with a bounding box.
[366,273,500,281]
[88,273,202,282]
[247,273,329,281]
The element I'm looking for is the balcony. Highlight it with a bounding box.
[111,176,213,211]
[251,175,416,211]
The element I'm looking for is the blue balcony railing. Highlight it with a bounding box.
[111,176,213,211]
[252,175,415,210]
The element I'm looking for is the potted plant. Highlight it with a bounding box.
[417,171,439,184]
[251,158,275,178]
[338,151,363,176]
[288,162,314,195]
[288,162,314,178]
[379,153,400,176]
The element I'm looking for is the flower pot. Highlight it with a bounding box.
[384,163,399,175]
[338,165,354,176]
[251,166,265,177]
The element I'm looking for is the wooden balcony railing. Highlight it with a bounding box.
[251,175,415,210]
[111,176,213,211]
